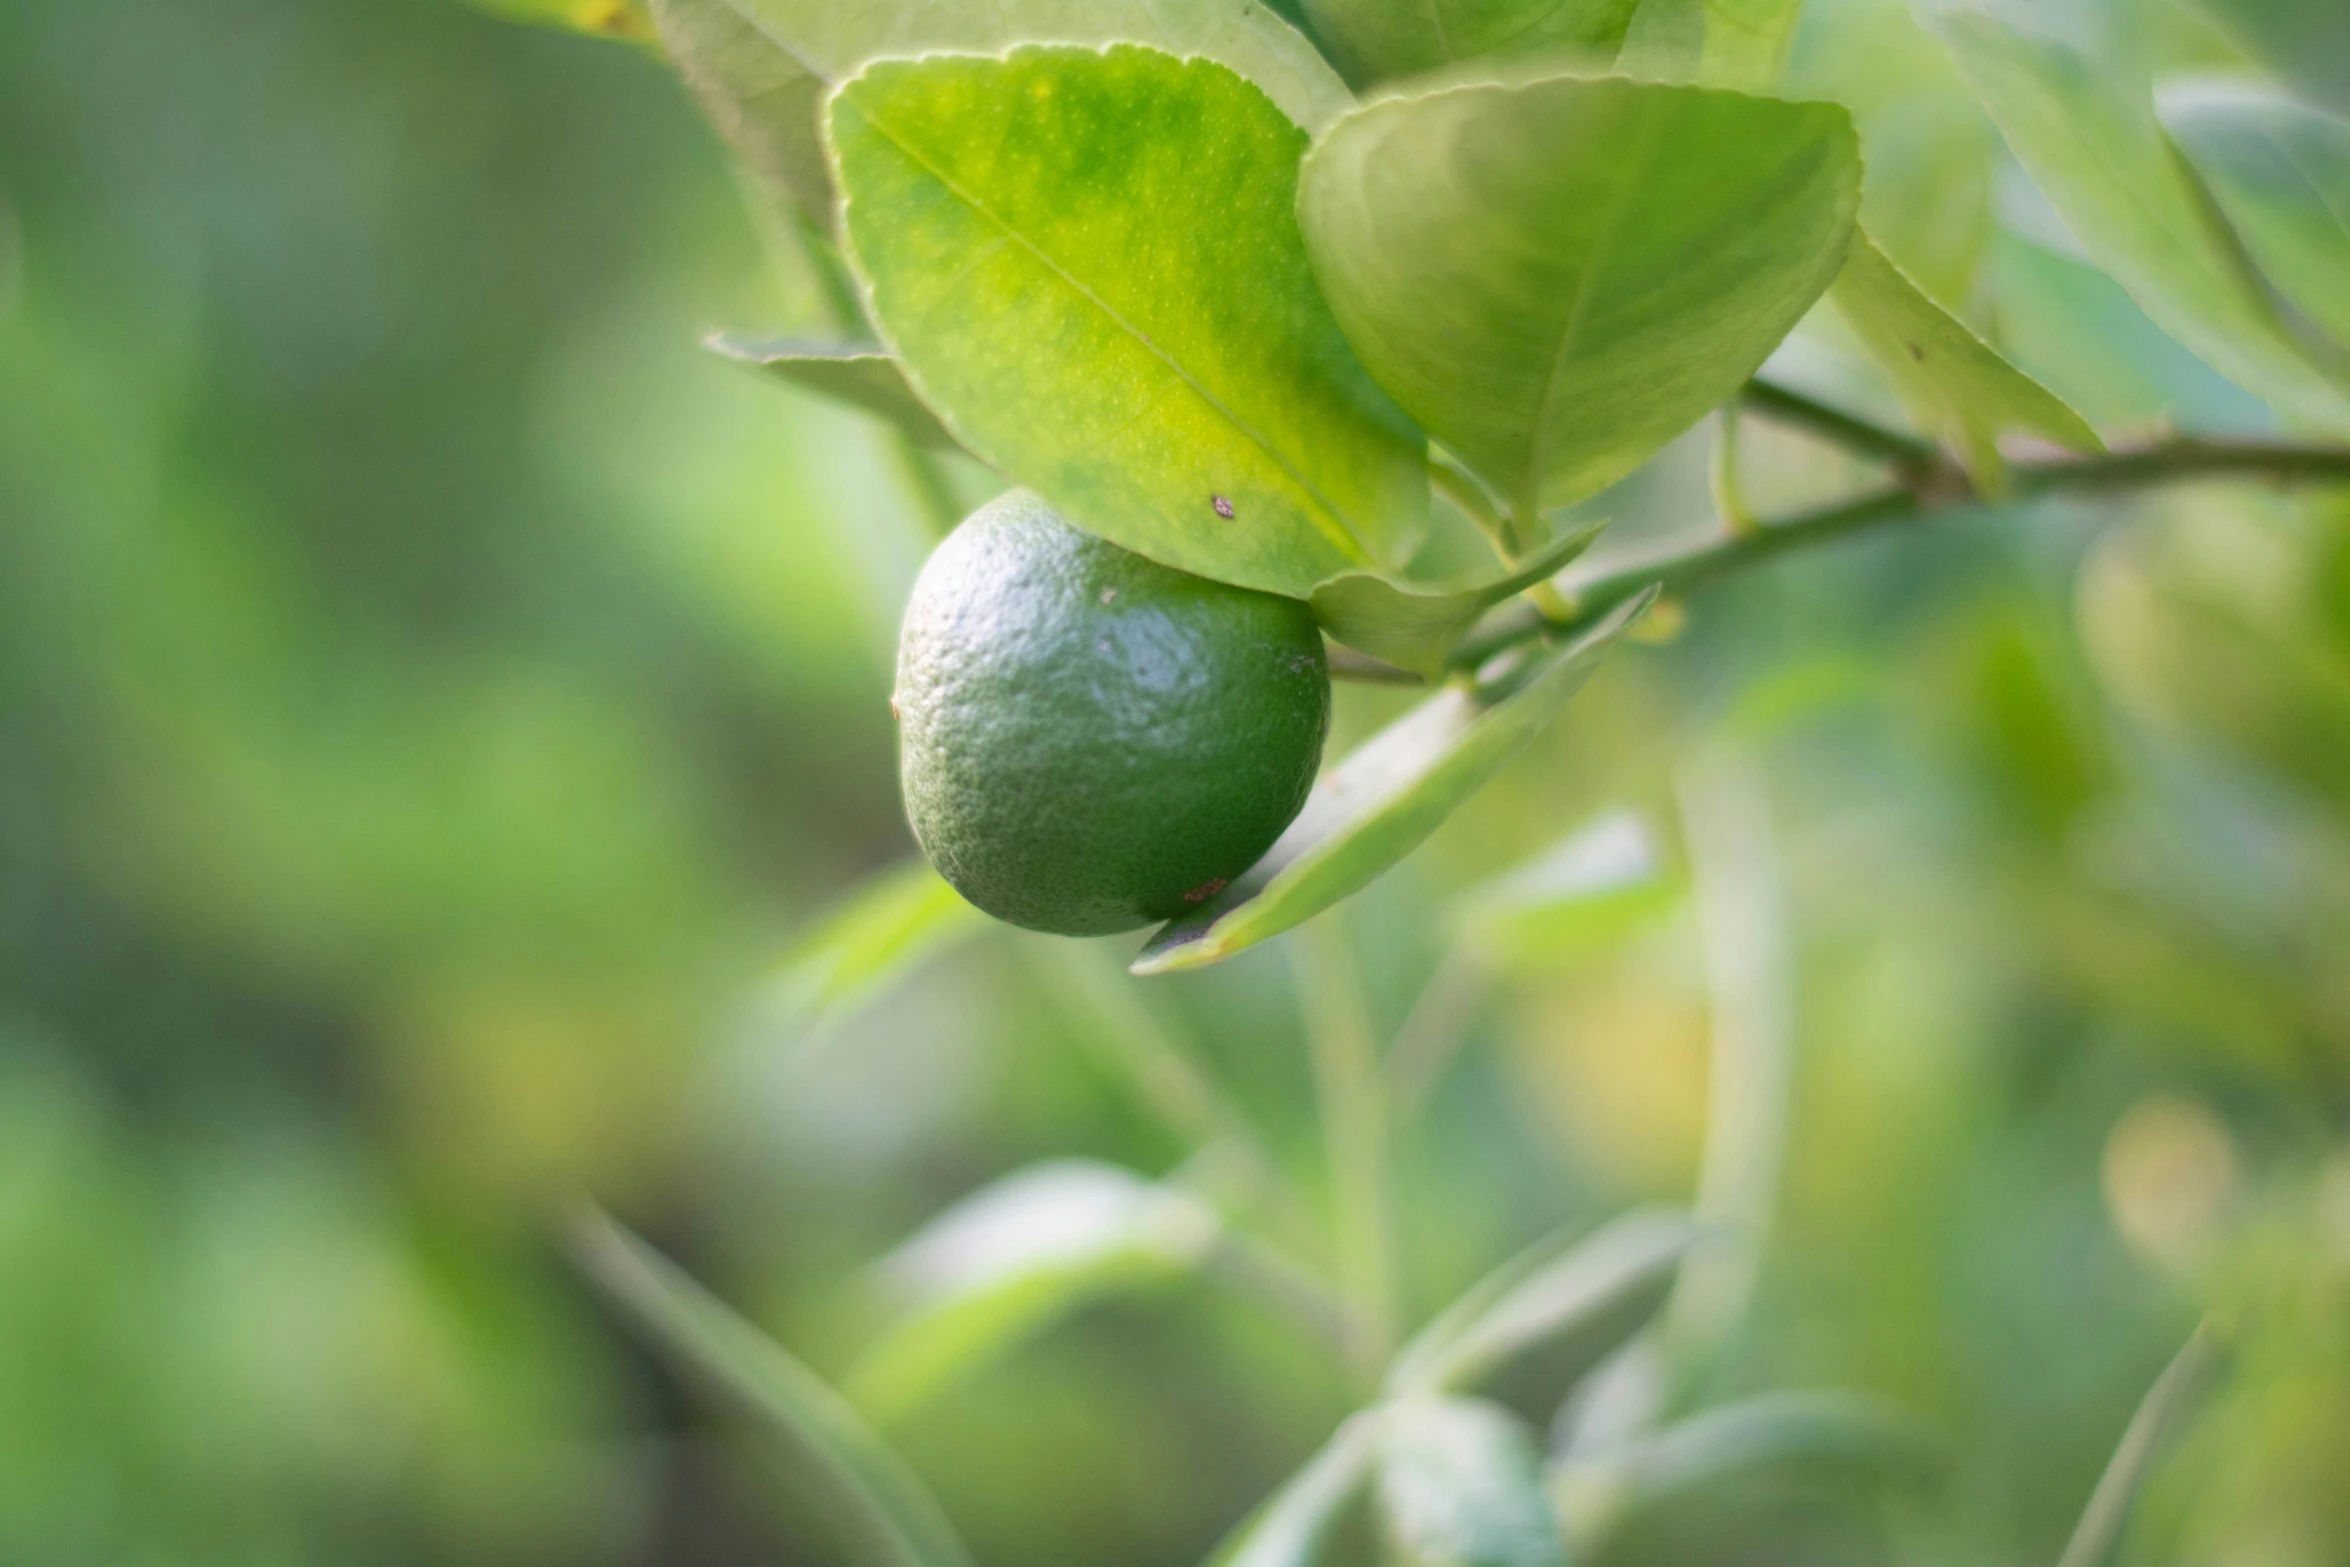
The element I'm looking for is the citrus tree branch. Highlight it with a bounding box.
[1450,436,2350,669]
[1740,377,1942,470]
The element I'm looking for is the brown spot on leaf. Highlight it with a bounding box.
[889,696,901,721]
[1181,878,1227,904]
[1906,342,1925,361]
[1212,494,1235,519]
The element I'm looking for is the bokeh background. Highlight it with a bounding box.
[4,0,2348,1563]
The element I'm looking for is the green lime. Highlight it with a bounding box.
[895,491,1331,936]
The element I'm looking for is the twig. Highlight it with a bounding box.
[1741,376,1941,471]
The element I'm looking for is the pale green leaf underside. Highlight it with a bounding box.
[1934,15,2350,428]
[1299,73,1859,528]
[1829,228,2101,489]
[846,1162,1219,1423]
[709,333,966,450]
[2186,0,2350,121]
[1301,0,1639,87]
[759,857,989,1034]
[570,1212,976,1567]
[652,0,1352,232]
[2163,87,2350,374]
[1132,590,1654,974]
[2057,1319,2227,1567]
[1615,0,1804,91]
[1309,519,1604,675]
[832,47,1429,600]
[1208,1414,1380,1567]
[1378,1397,1568,1567]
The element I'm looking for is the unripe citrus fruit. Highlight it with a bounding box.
[895,491,1330,936]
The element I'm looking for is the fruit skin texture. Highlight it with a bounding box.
[896,490,1331,936]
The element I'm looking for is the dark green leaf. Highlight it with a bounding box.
[1299,0,1637,87]
[2163,86,2350,373]
[1935,14,2350,426]
[846,1162,1221,1423]
[1387,1209,1696,1421]
[1378,1397,1567,1567]
[652,0,1352,233]
[708,333,964,452]
[569,1211,976,1567]
[1132,591,1655,974]
[1309,521,1605,676]
[1829,227,2100,489]
[1207,1414,1381,1567]
[1299,74,1858,529]
[831,46,1428,599]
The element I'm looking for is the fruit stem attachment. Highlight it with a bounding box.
[1449,435,2350,669]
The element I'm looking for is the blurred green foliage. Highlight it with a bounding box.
[4,0,2350,1565]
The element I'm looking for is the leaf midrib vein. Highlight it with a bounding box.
[850,97,1374,565]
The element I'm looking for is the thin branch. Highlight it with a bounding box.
[1741,376,1941,470]
[1327,644,1427,685]
[1449,436,2350,669]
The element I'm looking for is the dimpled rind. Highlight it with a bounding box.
[896,490,1332,936]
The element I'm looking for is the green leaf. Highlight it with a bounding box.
[1934,14,2350,427]
[758,859,990,1039]
[2186,0,2350,121]
[1298,0,1639,87]
[1452,808,1675,968]
[1616,0,1805,91]
[1207,1414,1381,1567]
[462,0,658,44]
[651,0,1353,235]
[708,333,964,452]
[569,1211,976,1567]
[830,46,1428,600]
[845,1161,1221,1423]
[1828,227,2100,490]
[1387,1209,1695,1421]
[2163,87,2350,373]
[1309,520,1605,676]
[1131,590,1654,974]
[1377,1397,1568,1567]
[1298,74,1858,530]
[2056,1318,2228,1567]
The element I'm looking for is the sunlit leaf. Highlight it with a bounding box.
[462,0,658,44]
[569,1211,976,1567]
[1298,0,1637,87]
[831,47,1428,600]
[2056,1318,2228,1567]
[1309,521,1605,677]
[1452,808,1675,967]
[708,333,964,452]
[1132,591,1655,975]
[1934,14,2350,427]
[650,0,1351,233]
[1388,1209,1696,1422]
[757,859,989,1039]
[2163,86,2350,373]
[1207,1414,1381,1567]
[1378,1397,1568,1567]
[1615,0,1805,91]
[1299,74,1858,529]
[845,1161,1221,1423]
[1829,228,2100,489]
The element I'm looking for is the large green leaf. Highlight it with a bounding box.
[1615,0,1805,90]
[1829,227,2100,490]
[845,1161,1221,1423]
[1131,591,1654,974]
[1298,0,1638,87]
[1298,74,1858,531]
[650,0,1351,232]
[569,1212,976,1567]
[1207,1414,1381,1567]
[2163,87,2350,372]
[1934,15,2350,428]
[1386,1209,1694,1421]
[1309,520,1604,676]
[831,47,1428,600]
[1377,1397,1568,1567]
[709,333,963,452]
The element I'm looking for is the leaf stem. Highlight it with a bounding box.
[1740,376,1941,470]
[1450,435,2350,669]
[1292,913,1398,1389]
[1432,453,1527,560]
